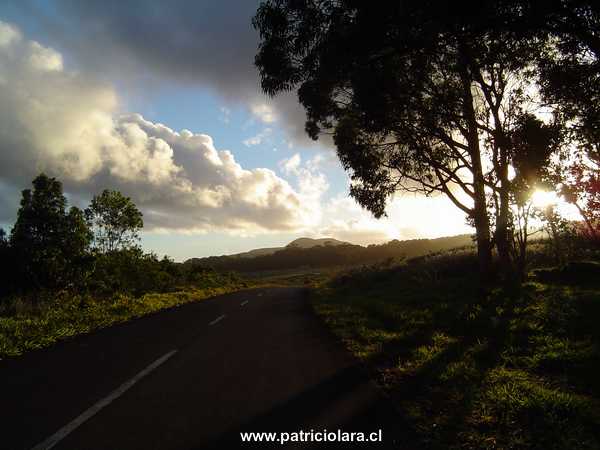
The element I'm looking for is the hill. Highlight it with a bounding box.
[286,237,348,248]
[186,237,350,262]
[185,234,473,272]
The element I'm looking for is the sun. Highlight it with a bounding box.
[530,189,560,208]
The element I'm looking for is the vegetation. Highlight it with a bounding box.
[311,249,600,449]
[0,276,243,358]
[85,189,144,253]
[253,0,600,281]
[0,174,247,358]
[186,234,473,272]
[7,173,92,293]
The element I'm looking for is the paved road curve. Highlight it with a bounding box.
[1,288,402,449]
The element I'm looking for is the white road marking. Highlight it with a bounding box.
[31,349,178,450]
[240,300,249,306]
[209,314,226,326]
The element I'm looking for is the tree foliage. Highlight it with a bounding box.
[253,1,556,277]
[85,189,143,253]
[9,174,92,291]
[253,0,600,278]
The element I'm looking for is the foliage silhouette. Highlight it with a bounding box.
[85,189,143,253]
[9,174,92,293]
[253,0,599,281]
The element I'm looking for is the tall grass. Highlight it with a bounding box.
[0,283,246,359]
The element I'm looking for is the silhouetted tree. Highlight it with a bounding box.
[511,1,600,246]
[85,190,143,253]
[560,153,600,244]
[509,114,563,274]
[526,1,600,153]
[9,174,92,291]
[253,1,551,278]
[0,228,13,297]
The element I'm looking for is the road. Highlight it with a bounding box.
[0,287,402,449]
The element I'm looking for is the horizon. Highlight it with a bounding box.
[185,232,476,261]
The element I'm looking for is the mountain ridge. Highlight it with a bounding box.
[184,234,473,271]
[206,237,351,260]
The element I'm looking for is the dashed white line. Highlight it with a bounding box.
[240,301,249,306]
[31,349,178,450]
[209,314,226,326]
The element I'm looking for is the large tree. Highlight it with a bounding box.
[524,1,600,244]
[85,189,143,253]
[253,1,552,277]
[10,174,92,290]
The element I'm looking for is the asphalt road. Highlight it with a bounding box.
[0,287,403,449]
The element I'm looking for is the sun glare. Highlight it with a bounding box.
[531,189,559,208]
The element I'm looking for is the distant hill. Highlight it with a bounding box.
[186,237,350,262]
[286,237,348,248]
[184,234,473,272]
[230,247,282,259]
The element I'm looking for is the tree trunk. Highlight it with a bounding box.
[495,150,513,279]
[458,47,493,279]
[473,195,493,280]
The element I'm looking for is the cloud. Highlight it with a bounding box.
[3,0,318,147]
[0,20,323,234]
[242,127,272,147]
[250,103,277,124]
[219,106,231,124]
[0,20,21,47]
[279,154,302,176]
[0,17,475,248]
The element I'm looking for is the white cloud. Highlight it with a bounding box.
[250,103,277,123]
[242,127,272,147]
[219,106,230,124]
[279,153,302,175]
[0,19,475,247]
[28,41,63,72]
[276,153,330,229]
[0,20,323,235]
[0,21,21,48]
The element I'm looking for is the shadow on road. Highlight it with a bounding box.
[203,365,405,449]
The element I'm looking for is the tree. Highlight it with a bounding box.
[508,114,563,274]
[527,0,600,152]
[560,152,600,244]
[85,190,143,253]
[253,1,550,278]
[517,1,600,245]
[9,173,92,291]
[0,228,13,297]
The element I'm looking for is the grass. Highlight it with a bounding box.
[244,266,343,287]
[311,259,600,449]
[0,283,246,359]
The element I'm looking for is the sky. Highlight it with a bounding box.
[0,0,474,261]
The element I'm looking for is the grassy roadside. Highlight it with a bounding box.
[311,261,600,449]
[0,283,247,359]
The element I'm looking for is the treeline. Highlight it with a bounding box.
[186,234,473,273]
[0,174,237,302]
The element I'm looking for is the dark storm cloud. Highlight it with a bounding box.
[8,0,315,146]
[51,0,262,96]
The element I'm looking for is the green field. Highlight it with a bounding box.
[311,259,600,449]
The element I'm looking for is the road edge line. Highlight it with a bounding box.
[31,349,178,450]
